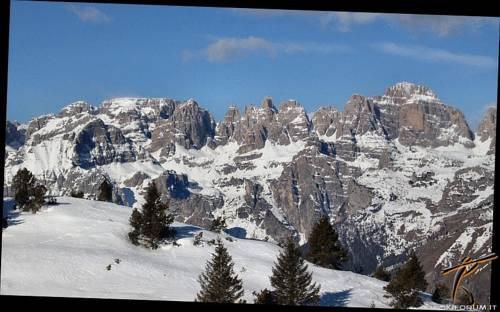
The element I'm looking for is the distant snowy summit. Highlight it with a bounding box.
[384,81,439,101]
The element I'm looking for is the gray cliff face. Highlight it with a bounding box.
[212,97,313,154]
[374,83,474,147]
[4,82,495,303]
[150,99,216,157]
[478,106,496,154]
[311,107,341,137]
[72,119,137,168]
[5,121,26,149]
[57,101,96,118]
[271,142,353,238]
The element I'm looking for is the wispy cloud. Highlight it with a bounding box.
[182,36,350,63]
[233,8,497,37]
[373,42,497,68]
[319,12,382,32]
[395,15,496,37]
[67,4,111,24]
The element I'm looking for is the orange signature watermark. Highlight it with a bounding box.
[441,253,497,304]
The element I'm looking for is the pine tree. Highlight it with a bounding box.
[128,208,143,245]
[97,179,113,202]
[12,168,35,209]
[127,182,174,249]
[270,238,321,306]
[196,238,244,303]
[384,251,428,308]
[372,265,391,282]
[70,190,84,198]
[210,216,227,233]
[305,215,348,269]
[25,184,47,213]
[253,288,278,304]
[12,168,47,213]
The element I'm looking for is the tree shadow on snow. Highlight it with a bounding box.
[224,227,247,239]
[173,225,202,239]
[3,199,24,226]
[320,288,353,307]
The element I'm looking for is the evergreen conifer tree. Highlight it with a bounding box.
[384,251,428,308]
[13,168,35,209]
[372,265,391,282]
[270,238,321,305]
[128,208,143,245]
[127,181,174,249]
[210,216,227,233]
[12,168,47,213]
[253,289,278,304]
[25,184,47,213]
[70,190,84,198]
[305,215,348,269]
[97,179,113,202]
[196,238,244,303]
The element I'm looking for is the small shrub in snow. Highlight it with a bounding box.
[193,232,203,246]
[70,190,84,198]
[97,179,113,202]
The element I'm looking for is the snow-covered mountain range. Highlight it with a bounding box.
[3,82,496,303]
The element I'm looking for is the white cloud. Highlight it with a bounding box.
[233,8,498,37]
[206,36,276,62]
[373,42,497,68]
[320,12,381,32]
[395,15,496,37]
[67,4,111,24]
[183,36,350,63]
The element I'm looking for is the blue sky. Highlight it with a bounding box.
[7,1,499,129]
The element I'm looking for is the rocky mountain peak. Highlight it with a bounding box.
[279,99,301,111]
[183,98,198,107]
[261,96,276,111]
[477,106,497,154]
[384,82,438,100]
[58,101,96,117]
[222,106,241,124]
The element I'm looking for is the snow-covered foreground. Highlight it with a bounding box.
[1,197,442,309]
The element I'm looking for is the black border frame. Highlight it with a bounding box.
[1,1,498,311]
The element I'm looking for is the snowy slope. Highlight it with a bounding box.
[1,197,442,308]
